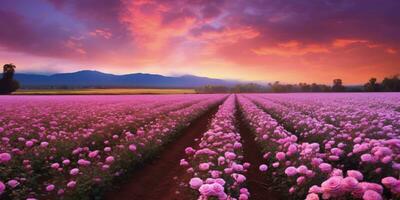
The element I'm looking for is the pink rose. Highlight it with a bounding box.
[321,176,343,195]
[363,190,382,200]
[70,168,79,176]
[318,163,332,173]
[199,163,210,171]
[7,180,19,188]
[381,176,398,188]
[67,181,76,188]
[0,181,6,194]
[105,156,114,164]
[306,193,319,200]
[129,144,137,152]
[259,164,268,172]
[276,152,286,161]
[0,153,11,163]
[285,166,297,176]
[347,170,363,181]
[46,184,55,192]
[189,177,203,189]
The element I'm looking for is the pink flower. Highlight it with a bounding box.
[51,163,60,169]
[129,144,137,152]
[102,165,109,170]
[239,193,248,200]
[62,159,70,165]
[232,174,246,183]
[199,163,210,171]
[381,177,398,188]
[77,159,91,166]
[347,170,363,181]
[309,185,323,194]
[189,177,203,189]
[0,153,11,163]
[306,193,319,200]
[243,162,251,169]
[88,151,99,158]
[362,182,383,194]
[0,181,5,194]
[297,176,305,185]
[285,166,297,176]
[67,181,76,188]
[46,184,55,192]
[40,142,49,147]
[318,163,332,173]
[57,189,64,195]
[217,156,225,166]
[180,159,189,167]
[259,164,268,172]
[363,190,382,200]
[105,156,115,164]
[25,141,34,147]
[211,170,221,178]
[341,177,359,192]
[361,154,374,162]
[297,165,308,174]
[233,142,242,149]
[381,156,392,164]
[199,183,226,198]
[185,147,195,155]
[288,144,298,154]
[225,152,236,160]
[233,163,244,172]
[276,152,286,161]
[321,176,343,195]
[240,188,249,196]
[70,168,79,176]
[7,180,19,188]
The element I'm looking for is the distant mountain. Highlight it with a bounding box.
[14,70,240,89]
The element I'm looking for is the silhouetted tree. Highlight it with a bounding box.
[233,83,265,93]
[364,78,381,92]
[0,63,20,94]
[332,79,345,92]
[382,75,400,92]
[195,85,230,93]
[299,83,311,92]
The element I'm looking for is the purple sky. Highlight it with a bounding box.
[1,0,399,83]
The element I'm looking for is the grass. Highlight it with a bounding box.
[14,88,196,95]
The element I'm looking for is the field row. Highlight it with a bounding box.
[1,93,400,200]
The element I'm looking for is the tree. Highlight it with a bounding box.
[364,78,381,92]
[382,75,400,92]
[332,79,345,92]
[0,63,20,94]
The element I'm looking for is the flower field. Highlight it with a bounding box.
[1,93,400,200]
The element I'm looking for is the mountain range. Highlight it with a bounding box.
[14,70,240,89]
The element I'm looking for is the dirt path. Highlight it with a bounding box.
[103,103,221,200]
[236,103,284,200]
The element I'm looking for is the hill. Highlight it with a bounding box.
[14,70,239,89]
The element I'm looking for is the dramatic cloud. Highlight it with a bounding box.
[0,0,399,83]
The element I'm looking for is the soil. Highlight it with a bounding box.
[103,103,221,200]
[236,104,285,200]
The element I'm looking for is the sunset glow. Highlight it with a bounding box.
[1,0,399,84]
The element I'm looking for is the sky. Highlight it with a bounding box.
[0,0,399,84]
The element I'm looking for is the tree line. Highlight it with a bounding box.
[0,63,399,94]
[196,75,400,93]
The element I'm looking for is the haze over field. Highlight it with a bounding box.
[0,0,399,84]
